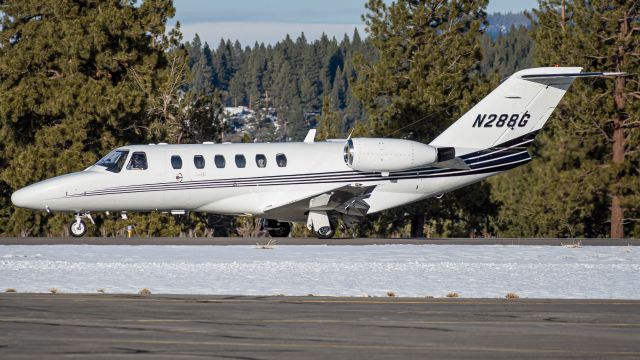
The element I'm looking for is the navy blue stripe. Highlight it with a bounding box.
[70,162,528,197]
[80,154,521,196]
[70,155,531,198]
[459,131,538,160]
[469,151,530,169]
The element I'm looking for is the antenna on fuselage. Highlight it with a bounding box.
[304,129,317,143]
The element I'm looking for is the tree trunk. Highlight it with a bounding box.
[610,15,628,239]
[410,211,425,238]
[610,75,626,238]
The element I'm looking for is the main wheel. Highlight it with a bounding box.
[268,222,290,237]
[314,226,334,239]
[69,219,87,237]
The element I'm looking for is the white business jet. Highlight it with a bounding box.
[11,67,622,238]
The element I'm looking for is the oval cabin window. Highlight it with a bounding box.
[171,155,182,169]
[214,155,226,168]
[235,154,246,168]
[194,155,205,169]
[276,153,287,167]
[255,154,267,168]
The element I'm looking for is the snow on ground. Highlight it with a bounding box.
[1,245,638,299]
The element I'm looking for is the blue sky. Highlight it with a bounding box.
[173,0,538,46]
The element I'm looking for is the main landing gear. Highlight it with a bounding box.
[307,211,336,239]
[68,213,94,237]
[262,219,291,237]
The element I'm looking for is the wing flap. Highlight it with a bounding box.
[263,184,376,220]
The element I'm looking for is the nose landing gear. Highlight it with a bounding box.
[68,213,94,237]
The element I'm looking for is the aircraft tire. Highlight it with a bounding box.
[268,222,290,237]
[314,226,334,239]
[69,219,87,237]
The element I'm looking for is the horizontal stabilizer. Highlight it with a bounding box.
[520,71,625,80]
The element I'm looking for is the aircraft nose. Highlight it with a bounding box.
[11,185,43,210]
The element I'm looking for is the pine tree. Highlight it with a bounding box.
[213,39,233,90]
[187,35,214,95]
[492,0,640,238]
[354,0,490,237]
[480,25,534,77]
[0,0,176,235]
[316,96,343,140]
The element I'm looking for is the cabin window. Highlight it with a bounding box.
[126,152,148,170]
[171,155,182,169]
[235,154,246,168]
[255,154,267,168]
[96,150,129,173]
[214,155,226,168]
[276,153,287,167]
[194,155,205,169]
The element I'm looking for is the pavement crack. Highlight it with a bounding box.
[111,346,152,354]
[544,317,568,323]
[377,325,453,332]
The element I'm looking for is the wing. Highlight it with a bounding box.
[262,184,376,221]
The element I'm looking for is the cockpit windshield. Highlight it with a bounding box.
[95,150,129,173]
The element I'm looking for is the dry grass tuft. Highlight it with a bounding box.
[48,288,58,294]
[562,240,582,248]
[5,288,16,293]
[255,239,276,249]
[446,292,459,298]
[386,291,396,297]
[138,288,151,297]
[505,292,520,299]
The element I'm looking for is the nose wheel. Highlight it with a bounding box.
[69,219,87,237]
[68,213,93,237]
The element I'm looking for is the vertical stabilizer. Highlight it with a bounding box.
[430,67,583,150]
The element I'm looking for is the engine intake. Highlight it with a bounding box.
[343,138,445,172]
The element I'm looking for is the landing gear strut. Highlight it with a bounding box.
[68,213,94,237]
[262,219,291,237]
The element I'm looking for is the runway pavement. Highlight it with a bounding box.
[1,236,639,245]
[0,294,638,359]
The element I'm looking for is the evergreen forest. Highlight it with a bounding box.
[0,0,637,238]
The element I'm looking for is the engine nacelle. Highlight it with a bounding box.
[343,138,445,172]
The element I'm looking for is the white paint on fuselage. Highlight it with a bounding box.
[15,141,494,221]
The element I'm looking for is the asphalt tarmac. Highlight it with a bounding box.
[0,295,639,359]
[1,237,639,246]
